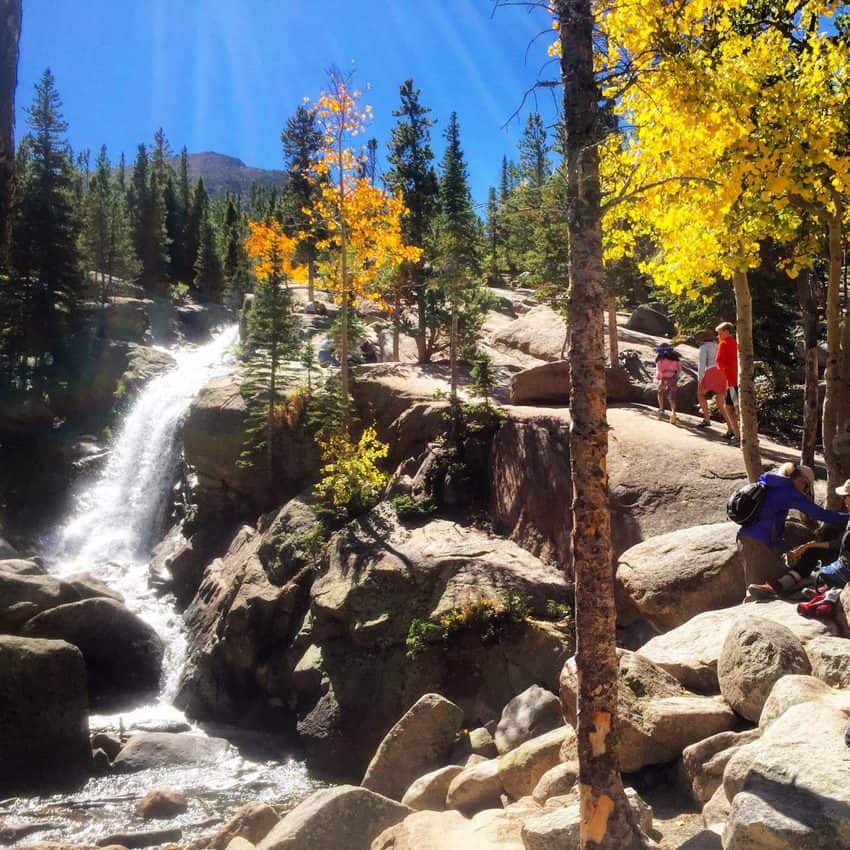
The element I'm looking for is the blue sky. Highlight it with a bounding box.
[15,0,561,208]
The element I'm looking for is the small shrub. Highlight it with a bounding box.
[312,425,389,519]
[170,281,190,304]
[405,592,531,658]
[391,493,437,519]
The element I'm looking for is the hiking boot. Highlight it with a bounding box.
[697,420,711,429]
[670,413,678,425]
[724,431,734,439]
[747,582,778,600]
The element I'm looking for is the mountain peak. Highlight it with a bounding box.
[170,151,285,197]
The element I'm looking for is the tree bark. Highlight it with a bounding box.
[557,3,645,849]
[393,288,401,361]
[797,269,819,470]
[307,259,315,303]
[0,0,22,266]
[731,270,761,482]
[822,213,843,507]
[607,299,618,366]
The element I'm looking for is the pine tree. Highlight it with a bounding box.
[281,105,323,300]
[221,195,250,307]
[81,145,138,312]
[167,147,192,284]
[241,222,304,479]
[385,78,440,362]
[129,142,168,294]
[11,68,83,383]
[435,111,479,400]
[485,186,499,279]
[194,209,224,302]
[185,177,209,294]
[518,113,550,188]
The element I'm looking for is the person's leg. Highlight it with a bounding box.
[657,387,665,418]
[739,533,784,598]
[722,389,740,439]
[698,387,711,426]
[668,380,678,425]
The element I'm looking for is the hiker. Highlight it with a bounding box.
[715,322,740,443]
[740,462,849,595]
[749,477,850,599]
[654,343,682,425]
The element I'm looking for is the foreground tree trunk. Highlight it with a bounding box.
[0,0,22,265]
[557,3,645,849]
[731,269,762,482]
[797,269,820,469]
[607,299,618,365]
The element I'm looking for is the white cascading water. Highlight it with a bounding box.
[46,325,239,709]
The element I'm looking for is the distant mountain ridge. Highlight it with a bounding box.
[173,151,286,197]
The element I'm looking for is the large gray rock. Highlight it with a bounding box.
[121,344,176,395]
[804,635,850,688]
[112,732,231,773]
[722,694,850,850]
[183,370,319,525]
[498,726,572,800]
[22,596,164,710]
[176,525,310,722]
[682,729,762,804]
[638,601,835,693]
[626,304,674,337]
[205,801,281,850]
[494,685,564,755]
[295,506,573,777]
[759,674,834,728]
[717,617,811,722]
[372,806,527,850]
[508,361,633,406]
[362,694,465,801]
[445,758,505,813]
[0,536,21,558]
[0,557,43,575]
[0,635,91,793]
[0,570,87,632]
[256,494,324,586]
[103,296,152,341]
[615,523,744,632]
[256,785,410,850]
[560,650,737,772]
[401,765,464,812]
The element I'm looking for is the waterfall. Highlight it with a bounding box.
[46,325,238,707]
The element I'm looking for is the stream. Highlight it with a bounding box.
[2,327,322,847]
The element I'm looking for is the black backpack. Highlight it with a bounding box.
[727,482,766,526]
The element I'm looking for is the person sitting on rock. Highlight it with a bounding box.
[749,477,850,599]
[741,462,849,598]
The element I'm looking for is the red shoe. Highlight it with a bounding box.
[747,582,777,600]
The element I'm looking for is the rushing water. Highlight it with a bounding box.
[4,327,322,846]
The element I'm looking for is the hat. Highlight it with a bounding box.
[836,479,850,496]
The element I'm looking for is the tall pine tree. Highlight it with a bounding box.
[435,111,479,399]
[385,78,440,362]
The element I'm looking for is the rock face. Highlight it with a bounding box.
[804,635,850,688]
[681,728,762,804]
[103,297,152,342]
[638,601,835,693]
[615,522,744,631]
[182,370,319,526]
[490,415,572,567]
[362,694,465,801]
[498,726,572,800]
[494,685,564,755]
[291,506,572,777]
[560,650,737,772]
[22,597,165,710]
[488,305,569,363]
[445,758,504,813]
[717,617,811,721]
[722,693,850,850]
[759,674,834,728]
[255,785,411,850]
[175,524,312,723]
[120,344,176,395]
[0,635,91,793]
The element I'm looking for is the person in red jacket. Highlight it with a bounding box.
[715,321,740,443]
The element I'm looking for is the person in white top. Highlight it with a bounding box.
[696,329,720,429]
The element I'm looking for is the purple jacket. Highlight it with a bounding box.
[738,472,849,551]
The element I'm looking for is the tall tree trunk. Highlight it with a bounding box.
[0,0,22,266]
[797,269,819,470]
[307,258,315,303]
[557,3,645,849]
[415,267,430,363]
[607,299,618,366]
[823,212,843,507]
[393,288,401,361]
[731,269,761,482]
[449,275,458,400]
